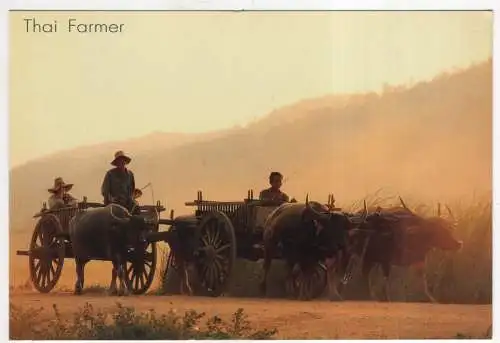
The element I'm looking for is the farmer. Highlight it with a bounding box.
[101,150,137,213]
[259,171,290,203]
[47,177,78,210]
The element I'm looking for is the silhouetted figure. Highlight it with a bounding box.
[259,172,290,204]
[101,150,136,212]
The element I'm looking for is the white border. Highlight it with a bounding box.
[0,0,497,10]
[1,1,498,342]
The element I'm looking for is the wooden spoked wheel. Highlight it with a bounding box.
[125,241,157,295]
[286,262,327,301]
[28,214,65,293]
[194,212,236,297]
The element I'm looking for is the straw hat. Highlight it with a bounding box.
[111,150,131,166]
[48,177,73,193]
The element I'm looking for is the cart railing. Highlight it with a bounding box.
[184,191,288,233]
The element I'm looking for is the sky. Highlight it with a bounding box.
[9,11,492,167]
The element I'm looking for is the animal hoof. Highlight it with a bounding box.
[108,288,118,296]
[426,294,437,303]
[328,294,343,302]
[74,288,82,295]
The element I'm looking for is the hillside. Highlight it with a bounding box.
[9,60,492,238]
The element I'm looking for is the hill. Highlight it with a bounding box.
[9,60,492,237]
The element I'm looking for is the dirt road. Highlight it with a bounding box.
[10,291,491,339]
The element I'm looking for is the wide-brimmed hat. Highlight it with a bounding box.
[111,150,131,166]
[48,177,73,193]
[133,188,143,199]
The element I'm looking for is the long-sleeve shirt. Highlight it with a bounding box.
[48,193,78,210]
[101,167,135,208]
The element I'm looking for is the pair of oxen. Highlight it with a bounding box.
[259,196,462,302]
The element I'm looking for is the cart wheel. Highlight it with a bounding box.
[125,241,157,295]
[287,262,327,301]
[29,214,65,293]
[195,211,236,297]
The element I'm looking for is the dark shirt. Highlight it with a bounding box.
[259,187,290,203]
[101,167,135,209]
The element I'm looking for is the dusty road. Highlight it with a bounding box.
[10,291,491,339]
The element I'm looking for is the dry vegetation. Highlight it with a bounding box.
[10,302,277,340]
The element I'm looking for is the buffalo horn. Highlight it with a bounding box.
[305,195,329,221]
[445,204,456,221]
[399,196,412,212]
[361,200,368,222]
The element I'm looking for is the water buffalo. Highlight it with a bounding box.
[68,203,152,295]
[346,197,463,302]
[260,196,367,300]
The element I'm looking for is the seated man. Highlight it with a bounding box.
[259,172,290,203]
[47,177,78,210]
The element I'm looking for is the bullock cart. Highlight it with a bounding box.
[16,197,165,295]
[16,190,341,299]
[162,191,340,299]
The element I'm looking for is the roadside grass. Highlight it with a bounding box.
[10,302,277,340]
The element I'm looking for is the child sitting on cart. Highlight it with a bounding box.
[259,171,291,204]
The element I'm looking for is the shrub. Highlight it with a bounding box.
[9,302,277,340]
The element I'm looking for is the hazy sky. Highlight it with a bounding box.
[9,11,492,167]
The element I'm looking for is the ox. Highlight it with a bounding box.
[346,197,463,302]
[260,196,367,300]
[68,204,152,295]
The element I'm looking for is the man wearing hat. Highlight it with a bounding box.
[101,150,136,212]
[47,177,78,210]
